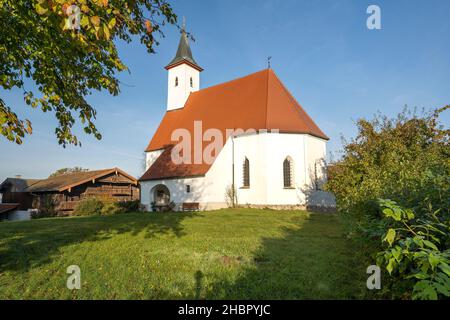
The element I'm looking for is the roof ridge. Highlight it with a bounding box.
[191,69,269,96]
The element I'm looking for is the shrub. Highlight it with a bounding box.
[225,184,238,208]
[324,106,450,299]
[31,194,57,219]
[376,199,449,300]
[100,201,123,215]
[325,106,449,229]
[73,198,104,216]
[116,200,140,212]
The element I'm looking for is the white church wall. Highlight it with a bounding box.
[145,149,164,171]
[167,64,200,111]
[303,135,336,208]
[263,133,306,205]
[140,176,207,211]
[304,135,327,187]
[140,132,334,211]
[232,133,268,205]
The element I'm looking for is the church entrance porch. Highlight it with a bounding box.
[151,184,171,211]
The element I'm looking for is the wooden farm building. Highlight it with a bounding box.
[0,168,139,216]
[0,177,40,210]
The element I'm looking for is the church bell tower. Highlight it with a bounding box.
[165,21,203,111]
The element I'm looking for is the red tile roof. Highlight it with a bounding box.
[140,69,328,181]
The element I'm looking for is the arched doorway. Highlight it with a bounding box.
[152,184,170,206]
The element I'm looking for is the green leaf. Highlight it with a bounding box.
[413,280,438,300]
[383,228,396,247]
[428,253,440,269]
[386,258,396,275]
[405,209,415,220]
[392,247,401,262]
[406,272,429,280]
[438,263,450,277]
[80,15,90,28]
[103,24,110,40]
[35,3,48,15]
[422,240,438,251]
[434,282,450,297]
[108,17,116,29]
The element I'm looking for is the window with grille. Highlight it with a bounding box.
[243,157,250,187]
[283,157,293,187]
[190,77,193,87]
[175,77,179,87]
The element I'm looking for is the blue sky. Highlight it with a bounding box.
[1,0,449,181]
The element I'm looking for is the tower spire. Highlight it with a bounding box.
[165,18,202,111]
[165,18,202,71]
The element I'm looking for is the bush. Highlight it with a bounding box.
[116,200,140,212]
[73,198,141,216]
[31,194,57,219]
[73,198,104,216]
[100,201,123,215]
[325,106,449,228]
[376,199,449,300]
[324,106,450,299]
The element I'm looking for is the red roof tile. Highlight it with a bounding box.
[140,69,328,181]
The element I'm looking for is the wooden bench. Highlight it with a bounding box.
[182,202,200,211]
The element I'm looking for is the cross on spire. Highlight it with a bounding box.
[267,56,272,69]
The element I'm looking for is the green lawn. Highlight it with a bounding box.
[0,209,371,299]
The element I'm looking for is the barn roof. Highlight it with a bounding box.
[0,178,41,192]
[26,168,138,193]
[140,69,328,181]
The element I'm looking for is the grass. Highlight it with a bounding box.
[0,208,371,299]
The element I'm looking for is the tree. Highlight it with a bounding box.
[0,0,178,146]
[325,105,449,223]
[325,106,450,299]
[49,166,88,177]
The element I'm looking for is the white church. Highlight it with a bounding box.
[139,28,334,211]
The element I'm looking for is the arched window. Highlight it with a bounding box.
[243,157,250,187]
[175,77,179,87]
[283,157,293,188]
[190,77,193,88]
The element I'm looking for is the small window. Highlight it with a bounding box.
[186,185,191,193]
[175,77,179,87]
[190,77,193,88]
[283,157,293,188]
[243,157,250,187]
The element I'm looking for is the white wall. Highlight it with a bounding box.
[167,64,200,111]
[140,176,226,211]
[140,132,333,210]
[145,149,164,171]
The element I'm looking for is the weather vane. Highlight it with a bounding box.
[267,56,272,69]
